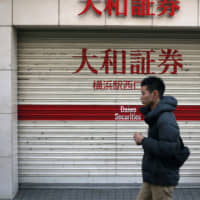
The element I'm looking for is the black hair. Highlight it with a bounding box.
[141,76,165,98]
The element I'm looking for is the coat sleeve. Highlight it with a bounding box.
[142,113,180,158]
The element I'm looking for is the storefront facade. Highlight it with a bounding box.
[1,0,200,199]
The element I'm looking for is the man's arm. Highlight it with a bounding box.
[142,113,180,158]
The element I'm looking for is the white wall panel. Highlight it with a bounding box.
[9,0,200,27]
[153,0,198,26]
[13,0,58,25]
[0,0,12,25]
[60,0,105,26]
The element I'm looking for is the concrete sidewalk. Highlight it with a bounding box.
[14,186,200,200]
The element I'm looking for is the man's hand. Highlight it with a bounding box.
[134,133,144,145]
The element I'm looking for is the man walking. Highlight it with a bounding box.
[134,76,180,200]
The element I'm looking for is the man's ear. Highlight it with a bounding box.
[153,90,159,98]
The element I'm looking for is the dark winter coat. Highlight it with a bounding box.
[140,96,180,186]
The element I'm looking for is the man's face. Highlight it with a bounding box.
[140,86,154,107]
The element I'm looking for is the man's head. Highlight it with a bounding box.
[140,76,165,109]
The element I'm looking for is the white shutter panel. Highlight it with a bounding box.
[18,30,200,184]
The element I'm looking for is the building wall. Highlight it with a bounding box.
[0,1,18,199]
[0,0,199,199]
[11,0,200,27]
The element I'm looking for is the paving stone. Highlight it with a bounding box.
[14,187,200,200]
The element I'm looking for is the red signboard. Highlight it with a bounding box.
[18,105,200,121]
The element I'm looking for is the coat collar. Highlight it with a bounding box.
[139,96,177,124]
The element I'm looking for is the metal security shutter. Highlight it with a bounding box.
[18,30,200,184]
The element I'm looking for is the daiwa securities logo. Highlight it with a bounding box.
[115,106,142,121]
[72,48,183,90]
[73,48,183,75]
[78,0,180,17]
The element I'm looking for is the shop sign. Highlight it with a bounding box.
[73,48,183,75]
[93,80,141,90]
[18,104,200,121]
[78,0,180,17]
[115,105,142,121]
[73,48,183,91]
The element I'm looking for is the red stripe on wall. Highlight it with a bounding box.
[18,105,200,121]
